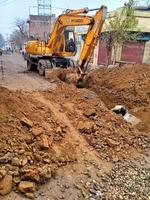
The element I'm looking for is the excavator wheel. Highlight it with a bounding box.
[37,59,47,76]
[27,60,34,71]
[45,59,54,69]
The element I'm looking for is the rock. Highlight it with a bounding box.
[18,181,35,193]
[11,157,22,167]
[0,175,13,195]
[39,166,52,183]
[21,157,28,166]
[13,176,21,184]
[18,149,25,155]
[21,170,40,183]
[84,108,96,117]
[23,134,33,144]
[12,167,19,176]
[43,158,50,164]
[20,117,33,128]
[0,152,12,164]
[25,192,35,199]
[32,127,43,137]
[78,121,94,133]
[83,91,97,99]
[0,169,7,179]
[56,127,62,134]
[40,134,49,150]
[112,156,119,163]
[34,153,41,161]
[106,138,119,147]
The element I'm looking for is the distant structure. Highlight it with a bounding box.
[134,0,150,7]
[28,0,55,40]
[37,0,52,16]
[76,5,150,65]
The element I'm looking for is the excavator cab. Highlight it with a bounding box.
[64,29,76,53]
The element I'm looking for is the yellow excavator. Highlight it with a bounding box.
[25,5,107,85]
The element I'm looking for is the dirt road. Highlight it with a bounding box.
[0,54,150,199]
[0,53,55,91]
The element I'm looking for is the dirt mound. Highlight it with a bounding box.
[43,83,150,161]
[45,68,76,83]
[0,87,76,198]
[88,64,150,109]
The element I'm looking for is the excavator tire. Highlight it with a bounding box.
[37,59,47,76]
[45,59,54,69]
[27,60,34,71]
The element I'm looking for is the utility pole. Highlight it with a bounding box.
[37,0,52,16]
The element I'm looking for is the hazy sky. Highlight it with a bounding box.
[0,0,127,37]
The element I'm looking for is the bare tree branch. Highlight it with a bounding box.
[14,18,28,39]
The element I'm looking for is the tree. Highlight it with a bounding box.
[9,18,28,49]
[0,34,5,48]
[105,0,139,65]
[14,18,28,38]
[9,30,25,49]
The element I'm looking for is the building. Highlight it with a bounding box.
[98,6,150,65]
[75,5,150,66]
[28,14,55,40]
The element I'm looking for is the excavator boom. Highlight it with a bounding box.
[77,6,107,81]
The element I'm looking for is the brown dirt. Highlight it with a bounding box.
[0,86,77,198]
[87,64,150,108]
[0,54,150,199]
[86,64,150,133]
[43,82,150,161]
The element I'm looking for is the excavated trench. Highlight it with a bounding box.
[49,63,150,133]
[87,64,150,134]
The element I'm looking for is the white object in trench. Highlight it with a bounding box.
[112,105,141,126]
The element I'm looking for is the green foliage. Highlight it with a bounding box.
[104,0,139,64]
[106,0,139,47]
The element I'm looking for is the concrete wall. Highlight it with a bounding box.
[104,8,150,33]
[74,7,150,66]
[143,41,150,64]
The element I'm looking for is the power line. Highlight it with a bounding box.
[52,6,68,10]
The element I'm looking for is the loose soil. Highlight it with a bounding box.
[0,54,150,199]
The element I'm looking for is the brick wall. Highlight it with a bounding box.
[29,14,55,40]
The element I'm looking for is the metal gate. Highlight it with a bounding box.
[121,41,145,63]
[98,40,111,65]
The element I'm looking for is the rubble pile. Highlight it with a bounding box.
[44,82,150,161]
[0,87,76,198]
[76,95,150,160]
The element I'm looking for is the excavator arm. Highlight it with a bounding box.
[47,6,107,82]
[77,6,107,82]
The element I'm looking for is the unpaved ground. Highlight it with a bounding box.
[0,53,55,91]
[0,54,150,200]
